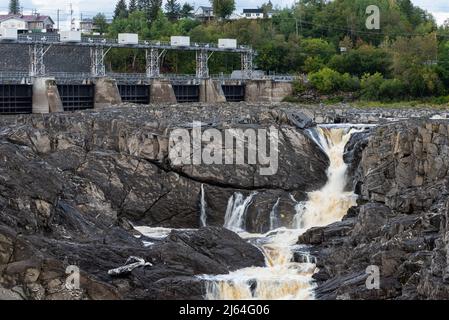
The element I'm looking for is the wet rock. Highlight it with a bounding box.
[301,118,449,300]
[0,105,329,229]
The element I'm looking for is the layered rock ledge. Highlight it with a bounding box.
[1,102,449,300]
[0,103,328,299]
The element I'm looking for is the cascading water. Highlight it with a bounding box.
[270,198,281,230]
[224,192,258,232]
[201,125,362,300]
[200,184,207,227]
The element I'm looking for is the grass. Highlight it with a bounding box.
[283,95,449,110]
[349,98,449,110]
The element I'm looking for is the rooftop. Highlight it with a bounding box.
[0,14,54,24]
[242,9,264,14]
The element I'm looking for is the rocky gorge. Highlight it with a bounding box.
[1,102,449,300]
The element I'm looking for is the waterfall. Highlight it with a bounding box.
[202,125,362,300]
[296,126,360,229]
[224,192,258,232]
[200,184,207,227]
[269,198,281,230]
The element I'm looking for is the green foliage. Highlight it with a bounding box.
[309,68,357,94]
[303,56,324,73]
[180,3,194,18]
[102,0,449,102]
[292,80,308,95]
[165,0,181,21]
[437,41,449,86]
[300,38,336,62]
[361,72,384,100]
[114,0,128,20]
[129,0,138,13]
[378,79,405,101]
[93,13,108,35]
[328,45,391,77]
[211,0,236,19]
[108,11,150,37]
[8,0,20,14]
[340,72,361,92]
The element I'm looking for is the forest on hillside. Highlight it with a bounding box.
[103,0,449,101]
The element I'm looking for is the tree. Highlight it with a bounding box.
[9,0,20,14]
[211,0,235,19]
[137,0,148,11]
[181,3,194,18]
[93,13,108,35]
[165,0,181,21]
[114,0,128,20]
[138,0,162,22]
[149,0,163,21]
[261,0,273,18]
[129,0,138,13]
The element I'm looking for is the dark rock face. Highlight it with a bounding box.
[300,120,449,300]
[4,102,449,300]
[0,105,328,231]
[0,104,327,299]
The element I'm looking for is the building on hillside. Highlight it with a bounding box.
[79,18,94,34]
[195,6,214,21]
[0,14,55,32]
[242,9,274,19]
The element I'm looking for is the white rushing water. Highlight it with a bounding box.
[269,197,281,230]
[201,125,363,300]
[224,192,258,233]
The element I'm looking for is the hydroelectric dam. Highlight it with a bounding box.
[0,32,296,115]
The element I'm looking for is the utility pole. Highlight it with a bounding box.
[57,9,60,31]
[70,3,75,31]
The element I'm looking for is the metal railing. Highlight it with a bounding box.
[9,32,253,53]
[0,72,31,84]
[0,71,301,84]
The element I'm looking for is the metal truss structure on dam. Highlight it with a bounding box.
[0,33,298,114]
[1,33,255,81]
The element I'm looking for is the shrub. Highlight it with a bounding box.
[379,79,405,101]
[340,73,360,92]
[361,72,384,100]
[308,68,343,94]
[292,79,308,95]
[328,46,391,77]
[303,56,325,73]
[309,68,360,94]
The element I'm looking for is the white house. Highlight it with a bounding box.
[0,16,27,31]
[195,6,214,21]
[0,14,55,32]
[242,9,265,19]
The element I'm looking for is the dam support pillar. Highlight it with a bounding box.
[93,77,122,109]
[245,80,293,103]
[199,79,226,103]
[32,77,63,114]
[149,79,177,104]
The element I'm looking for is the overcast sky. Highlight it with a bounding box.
[1,1,449,27]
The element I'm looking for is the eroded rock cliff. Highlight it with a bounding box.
[300,120,449,299]
[0,103,328,299]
